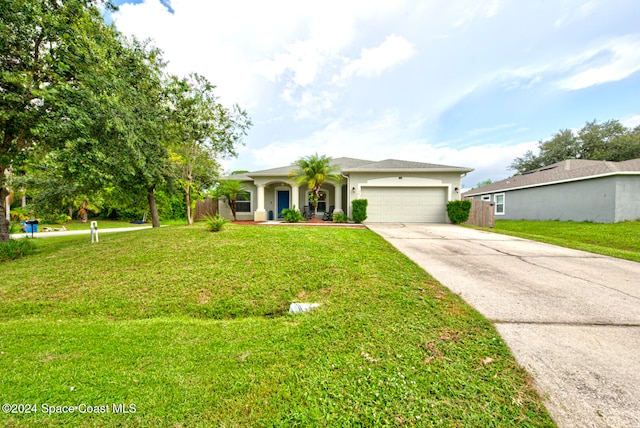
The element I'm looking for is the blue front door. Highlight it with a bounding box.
[277,190,290,218]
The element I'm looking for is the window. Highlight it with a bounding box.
[236,191,251,213]
[494,193,505,215]
[481,195,491,201]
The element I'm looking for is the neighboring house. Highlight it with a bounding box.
[463,159,640,223]
[219,157,473,223]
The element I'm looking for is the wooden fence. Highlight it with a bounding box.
[464,199,494,228]
[194,198,218,221]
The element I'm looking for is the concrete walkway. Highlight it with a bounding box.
[367,223,640,428]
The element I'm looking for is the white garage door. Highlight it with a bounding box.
[361,187,447,223]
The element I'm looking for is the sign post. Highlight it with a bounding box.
[90,221,99,243]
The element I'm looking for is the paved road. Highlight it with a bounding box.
[367,223,640,428]
[11,225,153,239]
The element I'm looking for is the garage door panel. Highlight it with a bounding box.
[361,187,447,223]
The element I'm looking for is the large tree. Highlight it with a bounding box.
[288,153,341,215]
[510,119,640,174]
[0,0,119,240]
[164,74,251,225]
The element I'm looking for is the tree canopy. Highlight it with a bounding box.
[510,119,640,174]
[0,0,250,239]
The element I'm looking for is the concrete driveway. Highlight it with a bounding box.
[367,223,640,428]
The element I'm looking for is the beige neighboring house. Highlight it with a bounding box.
[219,157,473,223]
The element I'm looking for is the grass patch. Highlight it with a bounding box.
[0,238,35,262]
[0,224,554,426]
[475,220,640,262]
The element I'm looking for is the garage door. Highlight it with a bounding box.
[361,187,447,222]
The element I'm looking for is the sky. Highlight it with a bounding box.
[108,0,640,189]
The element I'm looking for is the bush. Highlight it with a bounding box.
[9,221,22,234]
[203,214,229,232]
[333,212,348,223]
[44,213,71,224]
[0,238,35,262]
[281,206,306,223]
[352,199,368,223]
[446,200,472,224]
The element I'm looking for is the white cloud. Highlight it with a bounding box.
[558,35,640,90]
[338,34,416,81]
[622,114,640,128]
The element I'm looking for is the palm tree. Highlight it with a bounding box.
[216,180,247,221]
[288,154,341,216]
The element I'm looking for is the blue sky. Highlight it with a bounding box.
[109,0,640,189]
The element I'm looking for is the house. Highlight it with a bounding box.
[219,157,473,223]
[463,158,640,223]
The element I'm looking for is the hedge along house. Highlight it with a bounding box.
[463,158,640,223]
[219,157,473,222]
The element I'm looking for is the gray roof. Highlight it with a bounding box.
[342,158,473,172]
[464,158,640,196]
[244,156,472,177]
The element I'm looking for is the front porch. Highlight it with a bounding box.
[252,180,348,222]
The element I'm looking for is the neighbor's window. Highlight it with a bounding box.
[236,191,251,213]
[481,195,491,201]
[494,193,505,215]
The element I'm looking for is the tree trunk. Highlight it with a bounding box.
[0,188,9,242]
[68,205,73,218]
[186,184,193,226]
[147,186,160,228]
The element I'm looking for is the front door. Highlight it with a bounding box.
[277,190,290,218]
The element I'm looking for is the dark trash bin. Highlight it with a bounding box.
[268,210,274,221]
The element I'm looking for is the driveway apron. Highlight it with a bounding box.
[367,223,640,428]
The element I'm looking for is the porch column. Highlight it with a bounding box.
[334,183,343,214]
[291,185,300,211]
[255,184,266,221]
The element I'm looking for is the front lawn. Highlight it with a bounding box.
[481,220,640,262]
[0,224,554,426]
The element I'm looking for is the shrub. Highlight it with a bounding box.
[333,212,348,223]
[352,199,368,223]
[446,200,472,224]
[203,214,229,232]
[44,213,71,224]
[281,206,306,223]
[9,221,22,234]
[0,238,35,262]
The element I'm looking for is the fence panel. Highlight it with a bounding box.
[464,199,494,228]
[194,198,218,221]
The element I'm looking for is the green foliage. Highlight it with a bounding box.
[44,213,71,225]
[203,214,229,232]
[352,199,368,223]
[333,212,349,223]
[8,221,22,234]
[288,153,341,214]
[216,180,247,221]
[510,119,640,174]
[9,207,30,222]
[165,74,251,225]
[280,206,306,223]
[475,178,493,188]
[0,238,34,262]
[446,200,472,224]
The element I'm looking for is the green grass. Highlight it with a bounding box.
[477,220,640,262]
[0,224,554,427]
